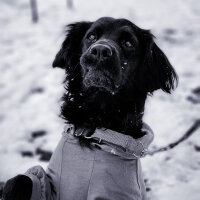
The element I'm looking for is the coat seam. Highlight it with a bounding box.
[136,159,141,190]
[86,150,96,199]
[59,137,68,200]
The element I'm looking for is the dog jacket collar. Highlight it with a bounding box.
[65,123,154,159]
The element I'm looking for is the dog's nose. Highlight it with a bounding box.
[90,44,112,61]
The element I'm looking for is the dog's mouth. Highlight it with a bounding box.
[80,41,122,94]
[81,66,120,93]
[80,58,122,94]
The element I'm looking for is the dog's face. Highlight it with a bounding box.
[52,17,178,136]
[80,17,141,93]
[53,17,177,95]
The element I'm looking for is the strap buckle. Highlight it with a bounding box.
[97,138,102,144]
[85,136,102,144]
[140,149,148,157]
[74,127,102,144]
[138,141,148,157]
[74,128,94,139]
[74,129,85,137]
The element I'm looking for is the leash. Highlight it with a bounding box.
[146,119,200,156]
[67,120,200,158]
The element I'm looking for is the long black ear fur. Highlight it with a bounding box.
[52,21,92,69]
[136,32,178,93]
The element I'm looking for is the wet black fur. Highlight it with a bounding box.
[53,17,178,138]
[3,175,32,200]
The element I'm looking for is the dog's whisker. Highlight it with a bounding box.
[70,69,82,80]
[71,62,80,73]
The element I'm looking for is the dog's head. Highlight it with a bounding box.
[53,17,177,95]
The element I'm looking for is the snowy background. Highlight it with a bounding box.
[0,0,200,199]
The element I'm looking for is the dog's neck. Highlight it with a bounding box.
[61,84,147,139]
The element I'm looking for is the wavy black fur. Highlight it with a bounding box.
[53,17,178,139]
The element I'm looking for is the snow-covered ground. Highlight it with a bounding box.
[0,0,200,199]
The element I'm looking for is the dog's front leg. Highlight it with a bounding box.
[3,175,32,200]
[3,165,51,200]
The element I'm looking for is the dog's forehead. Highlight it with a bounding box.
[91,17,135,32]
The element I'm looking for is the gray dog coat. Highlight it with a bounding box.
[24,124,154,200]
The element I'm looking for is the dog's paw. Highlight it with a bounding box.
[2,175,32,200]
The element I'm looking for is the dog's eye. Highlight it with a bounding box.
[125,41,133,47]
[121,39,134,48]
[87,33,97,42]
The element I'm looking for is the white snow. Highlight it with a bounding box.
[0,0,200,199]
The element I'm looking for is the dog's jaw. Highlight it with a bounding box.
[80,57,122,94]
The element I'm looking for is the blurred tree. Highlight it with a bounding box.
[30,0,39,23]
[0,182,5,199]
[67,0,73,9]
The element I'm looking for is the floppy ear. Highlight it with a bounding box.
[52,21,92,69]
[136,33,178,93]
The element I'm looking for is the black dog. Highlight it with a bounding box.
[3,17,178,200]
[54,17,177,138]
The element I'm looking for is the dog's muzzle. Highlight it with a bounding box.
[80,40,122,93]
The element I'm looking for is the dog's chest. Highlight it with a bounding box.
[46,132,146,200]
